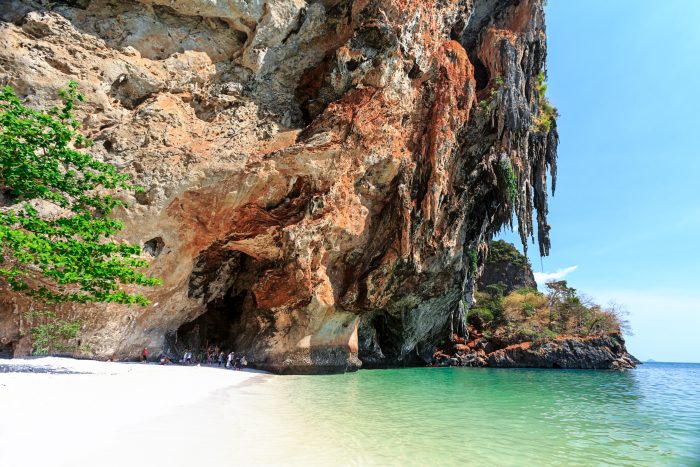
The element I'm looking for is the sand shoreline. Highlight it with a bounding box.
[0,357,273,467]
[0,355,272,375]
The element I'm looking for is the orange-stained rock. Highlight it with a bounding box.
[0,0,558,373]
[252,268,313,311]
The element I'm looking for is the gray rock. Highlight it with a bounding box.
[486,334,637,370]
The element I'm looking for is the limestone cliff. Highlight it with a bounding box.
[477,240,536,295]
[0,0,558,373]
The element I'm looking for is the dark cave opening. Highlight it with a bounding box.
[0,341,14,359]
[371,314,392,357]
[473,57,490,91]
[174,286,249,355]
[361,312,428,368]
[165,247,271,361]
[143,236,165,258]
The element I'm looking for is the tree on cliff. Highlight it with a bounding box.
[0,82,159,306]
[470,280,628,341]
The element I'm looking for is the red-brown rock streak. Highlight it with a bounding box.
[0,0,558,373]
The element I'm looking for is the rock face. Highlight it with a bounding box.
[0,0,558,373]
[435,241,637,370]
[436,332,638,370]
[478,240,536,295]
[486,334,638,370]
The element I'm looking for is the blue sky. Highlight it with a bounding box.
[498,1,700,362]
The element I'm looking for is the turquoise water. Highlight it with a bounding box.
[236,362,700,466]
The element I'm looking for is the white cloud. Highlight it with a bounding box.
[533,265,578,286]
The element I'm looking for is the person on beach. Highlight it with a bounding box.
[184,350,192,364]
[218,351,225,367]
[227,351,234,368]
[234,355,247,370]
[141,347,148,363]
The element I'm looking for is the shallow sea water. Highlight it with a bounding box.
[7,361,697,466]
[225,362,700,466]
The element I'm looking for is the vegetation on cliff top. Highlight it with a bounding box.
[486,240,531,269]
[470,280,629,343]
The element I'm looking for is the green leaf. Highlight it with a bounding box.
[0,83,159,306]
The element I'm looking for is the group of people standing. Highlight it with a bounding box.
[200,346,247,370]
[140,346,248,370]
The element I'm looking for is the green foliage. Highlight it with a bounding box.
[504,281,626,339]
[478,75,505,111]
[23,310,81,355]
[468,290,504,329]
[473,277,629,341]
[497,158,518,206]
[485,282,507,298]
[545,280,576,301]
[0,83,160,305]
[487,240,530,269]
[532,71,558,133]
[469,307,494,324]
[468,247,478,277]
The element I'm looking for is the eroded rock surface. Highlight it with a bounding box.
[0,0,558,373]
[486,334,639,370]
[434,241,637,370]
[436,330,637,370]
[477,240,537,295]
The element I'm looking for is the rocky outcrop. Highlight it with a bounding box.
[0,0,558,373]
[437,240,637,370]
[435,331,637,370]
[478,240,536,295]
[486,334,638,369]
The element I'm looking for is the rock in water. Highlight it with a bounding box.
[448,240,638,370]
[486,334,639,370]
[0,0,559,373]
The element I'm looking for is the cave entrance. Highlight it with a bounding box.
[360,312,429,368]
[0,341,14,359]
[174,287,249,357]
[473,57,490,91]
[166,248,269,361]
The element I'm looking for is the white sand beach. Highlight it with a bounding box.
[0,358,283,467]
